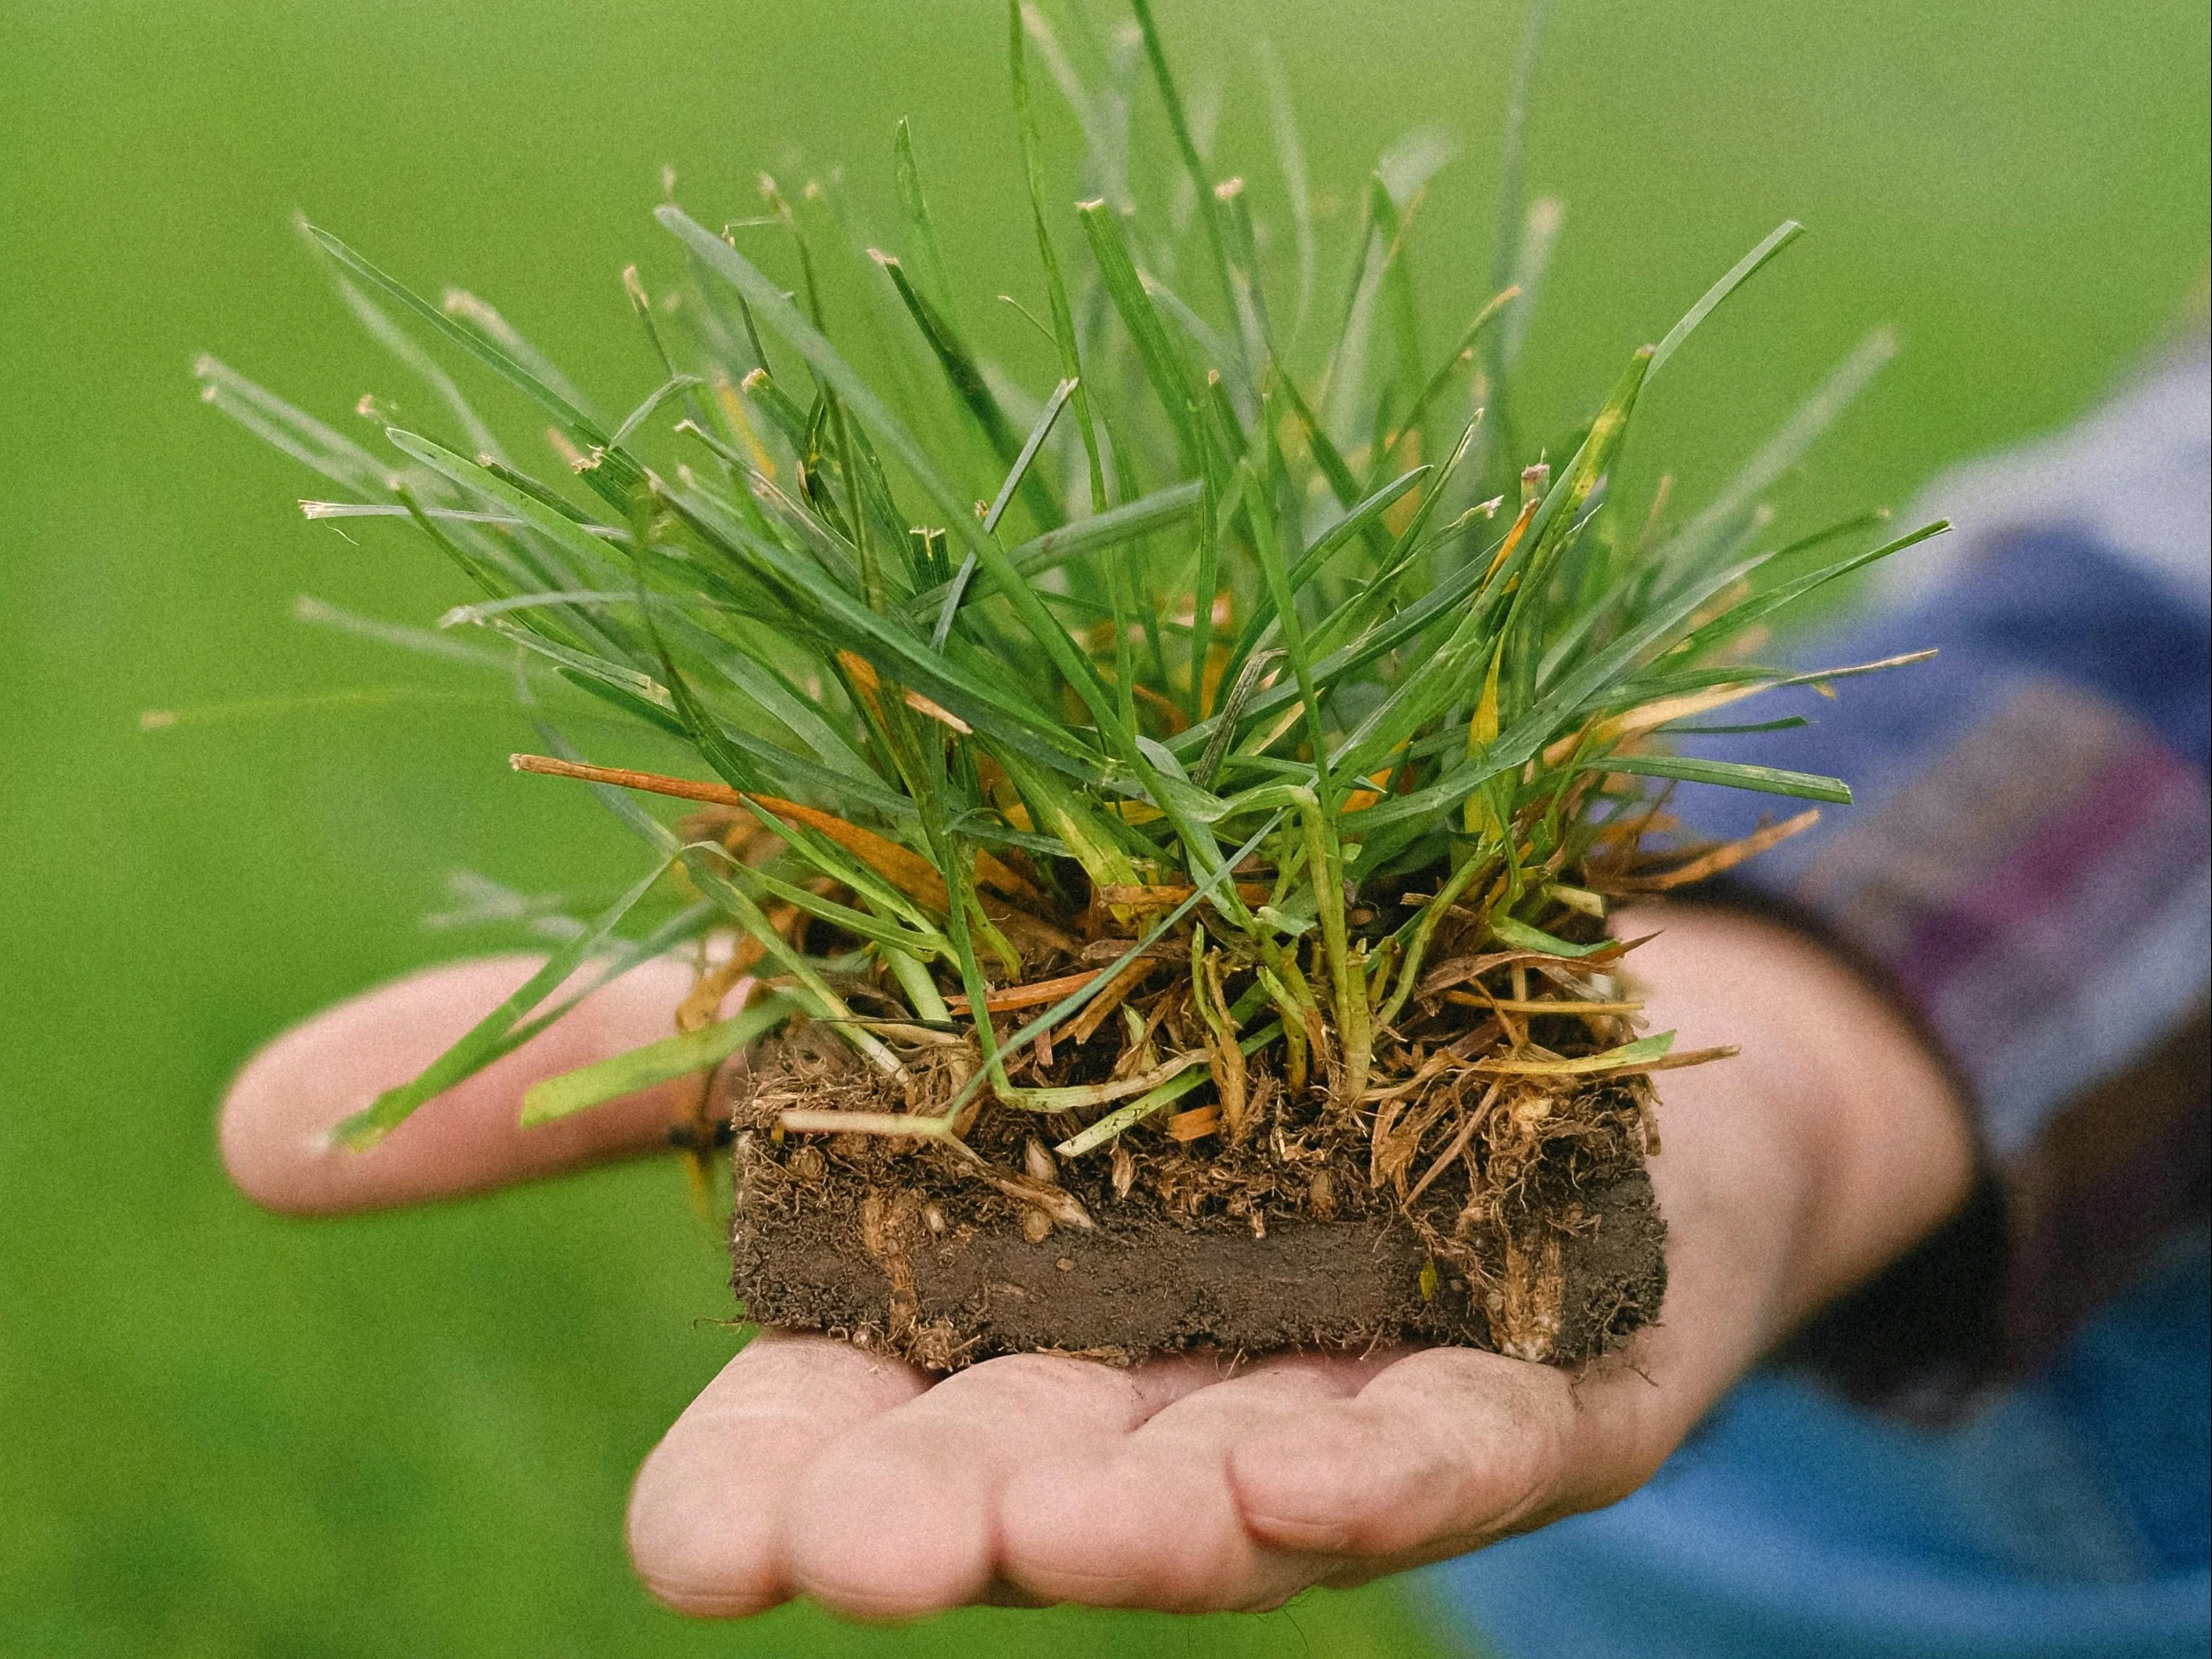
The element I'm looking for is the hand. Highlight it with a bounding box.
[221,907,1972,1619]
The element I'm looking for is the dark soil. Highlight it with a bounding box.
[729,1022,1668,1371]
[733,1161,1664,1369]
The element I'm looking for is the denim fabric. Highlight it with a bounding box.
[1427,1231,2211,1658]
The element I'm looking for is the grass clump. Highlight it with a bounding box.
[201,0,1940,1365]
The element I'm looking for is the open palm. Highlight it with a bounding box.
[220,910,1966,1619]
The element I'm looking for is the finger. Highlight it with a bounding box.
[1218,913,1861,1571]
[627,1331,932,1619]
[997,1352,1388,1612]
[783,1350,1218,1621]
[1224,1347,1583,1563]
[220,953,718,1214]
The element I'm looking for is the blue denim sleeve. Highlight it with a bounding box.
[1668,343,2209,1390]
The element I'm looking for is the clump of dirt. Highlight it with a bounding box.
[731,1002,1668,1371]
[698,789,1748,1373]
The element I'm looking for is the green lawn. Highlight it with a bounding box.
[1,1,2203,1652]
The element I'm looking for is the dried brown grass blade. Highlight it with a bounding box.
[1440,995,1644,1014]
[944,966,1105,1014]
[513,751,738,805]
[1094,881,1274,908]
[1417,939,1635,1000]
[676,902,796,1032]
[1065,954,1156,1044]
[510,752,1039,906]
[778,1109,952,1137]
[1405,1078,1503,1206]
[1598,809,1820,892]
[1471,1043,1737,1078]
[1166,1105,1219,1142]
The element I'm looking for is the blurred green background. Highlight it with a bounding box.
[2,0,2203,1652]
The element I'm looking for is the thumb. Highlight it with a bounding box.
[220,953,720,1215]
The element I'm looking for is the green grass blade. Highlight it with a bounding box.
[1491,1032,1678,1075]
[520,990,801,1126]
[1149,282,1257,451]
[1679,516,1948,655]
[676,848,901,1076]
[1508,345,1651,590]
[992,747,1143,887]
[1020,1,1129,212]
[1485,0,1554,305]
[333,859,683,1148]
[1255,39,1316,344]
[955,471,1157,624]
[1661,715,1810,737]
[1239,429,1339,818]
[194,356,389,497]
[1170,511,1501,765]
[1468,196,1559,493]
[1595,753,1851,804]
[1489,915,1612,957]
[1054,1018,1282,1157]
[1227,465,1427,667]
[875,250,1059,527]
[384,428,628,584]
[1378,283,1517,486]
[1647,219,1804,384]
[1126,0,1240,346]
[296,594,513,670]
[482,619,669,710]
[1500,197,1562,373]
[938,809,1286,1122]
[743,858,945,955]
[302,226,642,501]
[926,374,1079,655]
[1368,180,1422,435]
[680,630,884,792]
[139,686,530,730]
[441,287,601,417]
[660,206,1130,754]
[1215,177,1274,368]
[930,559,981,652]
[1271,366,1371,522]
[534,718,900,1078]
[1077,199,1204,469]
[1194,646,1279,789]
[892,118,960,323]
[658,479,1114,781]
[607,374,704,452]
[986,375,1077,534]
[319,265,508,465]
[1649,327,1897,588]
[1347,541,1778,845]
[1010,1,1109,514]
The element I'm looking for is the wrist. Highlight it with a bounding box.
[1470,904,1980,1526]
[1621,904,1976,1352]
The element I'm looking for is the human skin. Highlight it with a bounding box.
[220,904,1973,1619]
